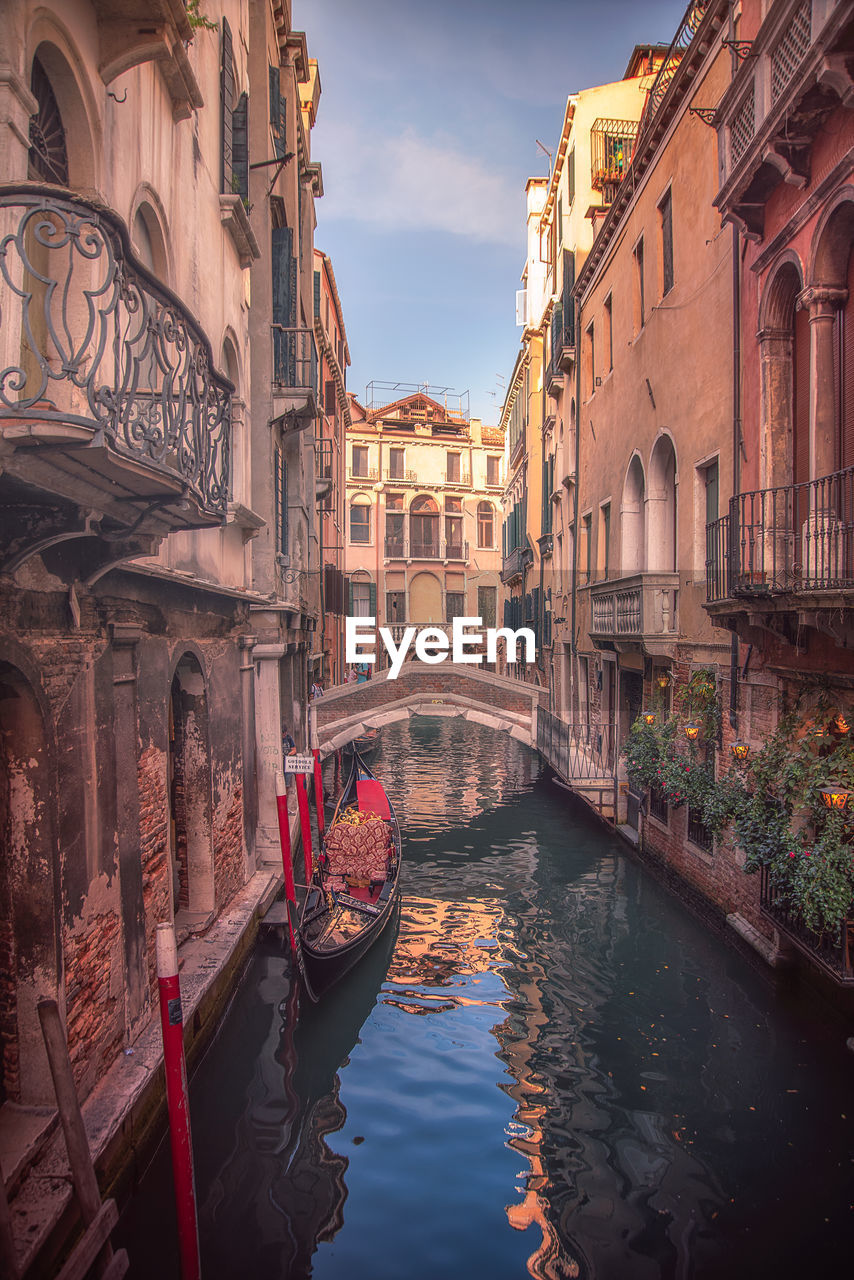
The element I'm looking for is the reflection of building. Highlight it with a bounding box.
[344,386,503,667]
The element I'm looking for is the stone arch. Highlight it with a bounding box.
[409,571,443,623]
[809,187,854,289]
[620,452,646,575]
[0,660,60,1105]
[168,651,214,919]
[647,434,677,572]
[759,253,803,331]
[27,23,99,189]
[130,185,173,284]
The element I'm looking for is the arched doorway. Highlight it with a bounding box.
[647,436,677,572]
[168,654,214,920]
[0,662,59,1105]
[409,572,443,624]
[620,454,645,575]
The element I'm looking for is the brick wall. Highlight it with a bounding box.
[64,908,123,1094]
[138,744,172,997]
[214,781,245,908]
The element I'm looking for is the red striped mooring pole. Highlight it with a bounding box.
[294,772,313,884]
[312,749,325,837]
[275,772,297,953]
[156,922,201,1280]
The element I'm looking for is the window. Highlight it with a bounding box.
[350,581,375,616]
[704,459,719,525]
[410,495,439,557]
[350,500,370,543]
[487,455,500,487]
[567,149,575,205]
[446,452,461,483]
[352,445,368,477]
[586,322,595,397]
[325,380,336,416]
[221,20,247,200]
[478,585,497,628]
[634,237,645,330]
[605,294,613,372]
[273,445,287,556]
[386,590,406,623]
[599,503,610,580]
[389,447,405,479]
[385,501,405,554]
[477,501,494,548]
[446,591,466,622]
[581,513,592,584]
[660,189,674,297]
[445,503,463,555]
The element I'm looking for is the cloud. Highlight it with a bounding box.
[316,121,524,247]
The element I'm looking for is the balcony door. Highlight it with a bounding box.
[410,495,439,559]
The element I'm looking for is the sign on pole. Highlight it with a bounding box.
[284,754,314,774]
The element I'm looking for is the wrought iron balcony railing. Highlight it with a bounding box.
[760,864,854,984]
[272,324,318,401]
[705,466,854,602]
[0,185,230,520]
[348,467,378,482]
[382,538,469,561]
[384,468,418,483]
[501,543,532,584]
[589,572,679,639]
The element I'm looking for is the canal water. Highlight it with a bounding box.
[118,718,854,1279]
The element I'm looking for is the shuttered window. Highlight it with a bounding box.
[273,447,287,555]
[272,225,296,383]
[221,19,235,192]
[660,189,674,296]
[232,94,248,200]
[562,250,575,346]
[269,65,286,159]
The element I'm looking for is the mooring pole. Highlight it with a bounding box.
[294,772,313,885]
[37,999,114,1278]
[312,749,325,837]
[155,923,201,1280]
[275,772,298,952]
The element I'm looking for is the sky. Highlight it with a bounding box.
[306,0,691,424]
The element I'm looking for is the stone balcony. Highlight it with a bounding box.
[589,571,679,655]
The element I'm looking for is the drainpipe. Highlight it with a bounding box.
[730,221,741,731]
[569,293,581,713]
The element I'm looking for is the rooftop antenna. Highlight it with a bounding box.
[535,139,552,175]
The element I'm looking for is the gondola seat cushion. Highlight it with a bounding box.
[325,817,390,879]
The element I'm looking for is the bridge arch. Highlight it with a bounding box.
[312,663,542,756]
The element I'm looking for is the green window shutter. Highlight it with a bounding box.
[368,582,377,616]
[272,226,295,382]
[269,64,286,159]
[232,93,248,200]
[314,270,321,321]
[348,578,354,616]
[221,18,234,193]
[563,250,575,346]
[274,447,287,555]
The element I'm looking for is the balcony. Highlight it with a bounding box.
[0,186,230,550]
[713,0,854,238]
[705,467,854,643]
[589,572,679,653]
[384,468,418,484]
[546,300,575,395]
[760,865,854,984]
[272,325,318,428]
[501,543,533,584]
[590,118,639,204]
[384,539,469,562]
[348,468,378,483]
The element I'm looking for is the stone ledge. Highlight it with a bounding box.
[726,912,789,968]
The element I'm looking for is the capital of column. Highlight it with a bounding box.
[796,285,848,319]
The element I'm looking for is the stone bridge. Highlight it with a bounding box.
[311,663,544,755]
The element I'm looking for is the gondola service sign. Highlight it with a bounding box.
[284,754,315,774]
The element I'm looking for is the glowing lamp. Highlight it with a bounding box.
[642,710,656,726]
[819,785,851,811]
[684,721,701,742]
[656,671,672,689]
[830,714,850,737]
[731,739,750,761]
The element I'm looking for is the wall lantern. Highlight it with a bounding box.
[830,714,850,737]
[642,710,656,726]
[819,785,851,811]
[656,671,672,689]
[731,739,750,761]
[684,721,701,742]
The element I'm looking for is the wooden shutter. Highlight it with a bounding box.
[221,18,234,193]
[562,250,575,345]
[274,449,287,555]
[661,190,674,295]
[313,270,321,320]
[368,582,377,616]
[269,65,286,158]
[232,93,248,200]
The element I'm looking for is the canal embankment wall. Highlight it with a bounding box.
[8,868,281,1278]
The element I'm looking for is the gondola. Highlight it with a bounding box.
[344,726,380,757]
[297,749,401,1000]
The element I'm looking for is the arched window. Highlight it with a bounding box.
[647,436,677,572]
[28,55,68,185]
[410,495,439,558]
[350,496,371,544]
[621,455,645,575]
[477,501,494,548]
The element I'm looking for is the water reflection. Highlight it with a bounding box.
[120,717,854,1280]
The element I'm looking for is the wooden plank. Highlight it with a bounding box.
[101,1248,129,1280]
[54,1200,118,1280]
[0,1160,21,1280]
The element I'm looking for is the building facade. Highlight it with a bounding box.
[345,387,504,667]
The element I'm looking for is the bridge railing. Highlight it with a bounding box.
[537,709,617,782]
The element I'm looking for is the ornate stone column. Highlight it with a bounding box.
[757,327,794,492]
[799,285,847,481]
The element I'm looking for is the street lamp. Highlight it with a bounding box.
[731,739,750,762]
[684,721,701,742]
[656,671,671,689]
[819,784,851,811]
[642,710,656,726]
